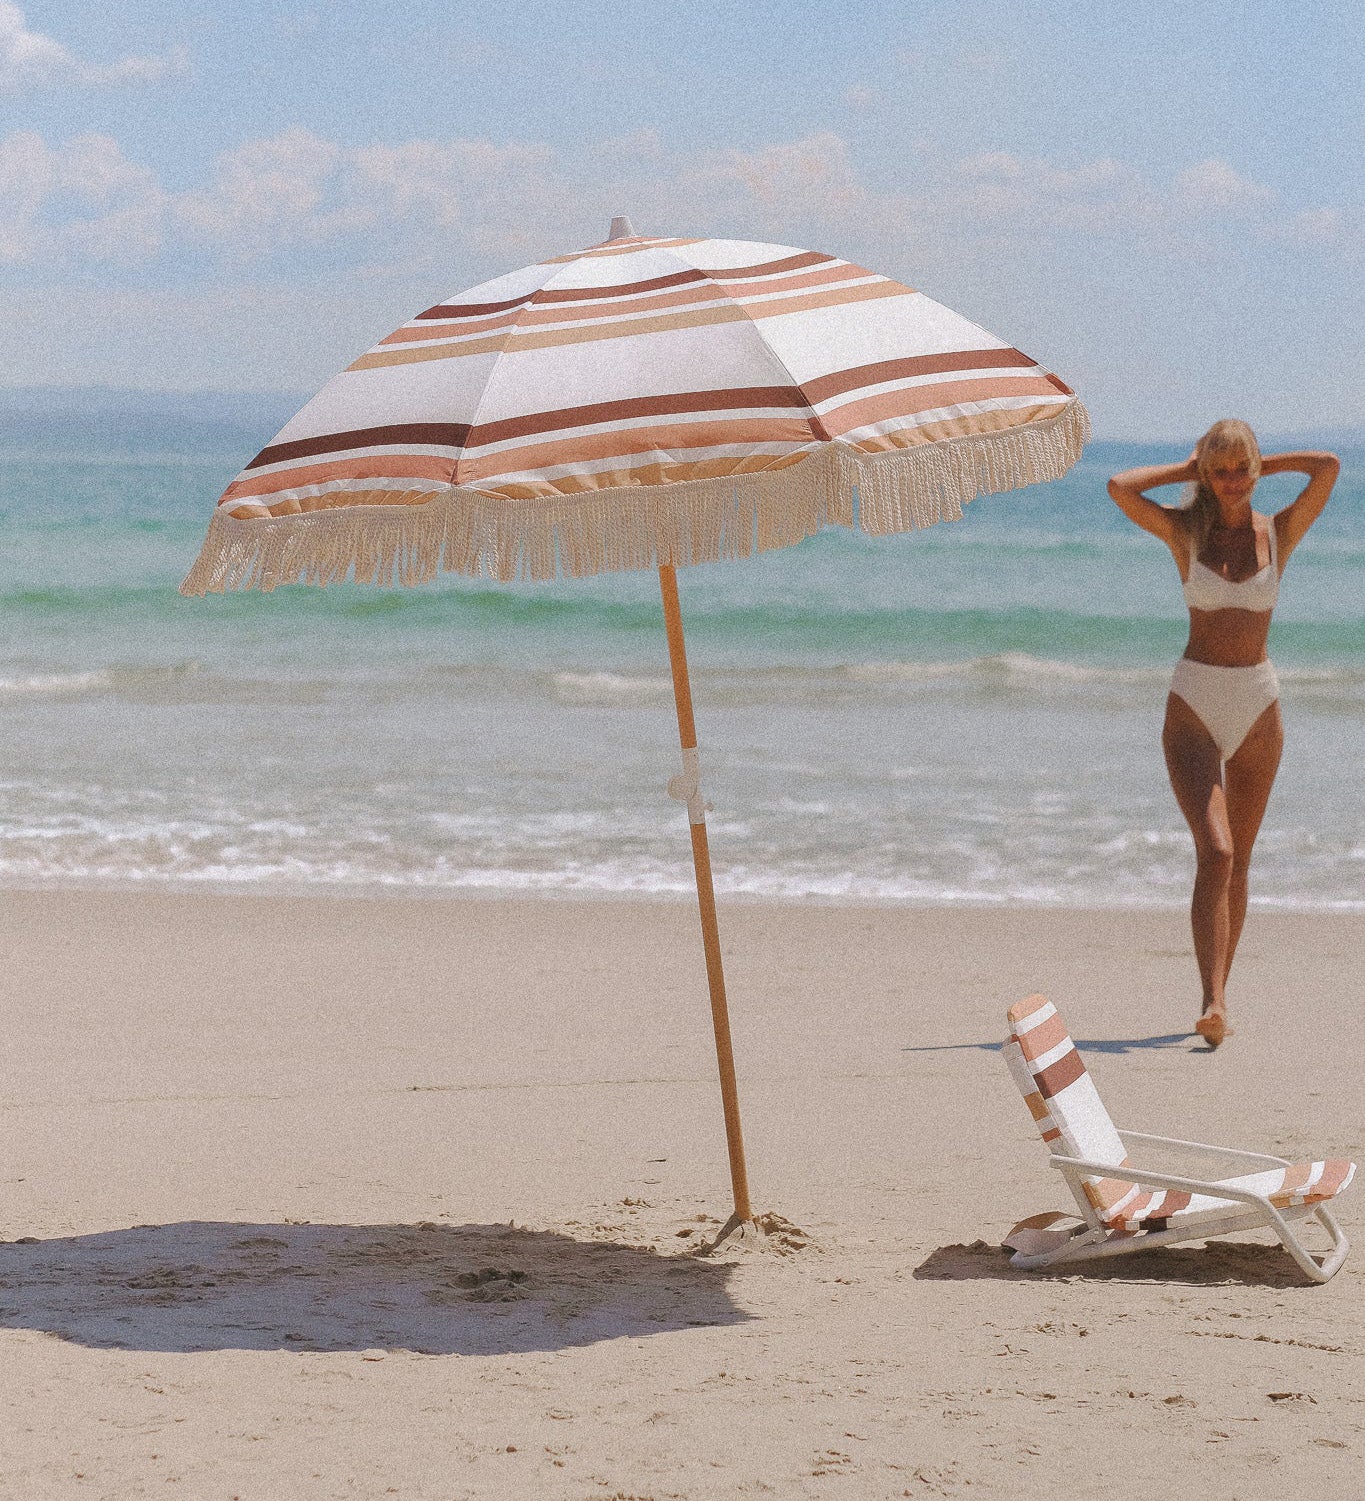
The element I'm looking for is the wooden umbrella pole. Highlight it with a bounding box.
[657,563,753,1224]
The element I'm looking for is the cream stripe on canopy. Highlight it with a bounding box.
[182,231,1090,592]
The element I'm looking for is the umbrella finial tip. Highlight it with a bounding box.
[608,215,636,241]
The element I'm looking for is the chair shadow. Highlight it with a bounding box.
[913,1238,1316,1289]
[903,1033,1197,1056]
[0,1220,751,1355]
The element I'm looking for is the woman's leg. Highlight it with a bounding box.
[1162,693,1234,1027]
[1222,700,1284,979]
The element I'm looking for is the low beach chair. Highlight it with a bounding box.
[1001,994,1355,1283]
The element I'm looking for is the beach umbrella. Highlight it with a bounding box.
[182,218,1089,1226]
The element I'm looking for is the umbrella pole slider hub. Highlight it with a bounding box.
[667,746,713,824]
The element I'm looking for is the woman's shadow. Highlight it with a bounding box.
[0,1219,751,1355]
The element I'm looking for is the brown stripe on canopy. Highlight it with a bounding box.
[246,422,472,471]
[705,250,836,279]
[462,353,1043,450]
[389,264,871,345]
[413,254,842,323]
[803,348,1039,405]
[530,268,708,303]
[415,294,538,321]
[533,249,831,288]
[416,271,712,322]
[467,385,816,448]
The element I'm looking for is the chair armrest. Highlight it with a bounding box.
[1047,1154,1275,1208]
[1116,1130,1291,1170]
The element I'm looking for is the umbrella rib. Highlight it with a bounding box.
[451,258,576,491]
[685,261,837,443]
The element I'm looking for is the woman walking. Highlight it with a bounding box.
[1109,422,1339,1046]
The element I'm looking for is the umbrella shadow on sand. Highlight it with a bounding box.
[0,1220,752,1355]
[913,1238,1320,1288]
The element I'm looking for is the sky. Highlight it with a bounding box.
[3,0,1363,438]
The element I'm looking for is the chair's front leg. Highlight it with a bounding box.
[1265,1201,1347,1284]
[1303,1206,1351,1283]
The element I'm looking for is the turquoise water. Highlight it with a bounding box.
[2,435,1362,908]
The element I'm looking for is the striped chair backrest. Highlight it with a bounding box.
[1004,994,1132,1224]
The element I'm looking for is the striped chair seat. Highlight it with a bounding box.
[1151,1160,1357,1233]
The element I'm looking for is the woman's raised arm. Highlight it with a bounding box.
[1263,451,1340,565]
[1107,457,1197,567]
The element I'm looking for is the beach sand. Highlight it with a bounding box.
[0,887,1360,1498]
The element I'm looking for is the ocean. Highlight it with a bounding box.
[2,426,1362,910]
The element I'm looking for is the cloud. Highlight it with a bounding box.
[175,129,356,256]
[677,133,864,229]
[0,3,187,90]
[1262,206,1347,250]
[921,150,1347,261]
[2,125,1355,281]
[351,137,558,223]
[0,131,164,263]
[1172,157,1274,213]
[4,125,873,271]
[169,130,569,266]
[844,84,882,111]
[948,149,1153,233]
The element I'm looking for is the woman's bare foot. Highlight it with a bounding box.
[1194,1010,1234,1048]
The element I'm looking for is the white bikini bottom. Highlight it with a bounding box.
[1168,658,1279,762]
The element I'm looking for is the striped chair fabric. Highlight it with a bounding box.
[1004,995,1355,1232]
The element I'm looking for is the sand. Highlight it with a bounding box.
[0,886,1360,1499]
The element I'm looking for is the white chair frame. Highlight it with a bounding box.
[1011,1128,1350,1284]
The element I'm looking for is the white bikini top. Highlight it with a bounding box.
[1182,522,1279,612]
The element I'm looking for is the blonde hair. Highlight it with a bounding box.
[1188,419,1261,553]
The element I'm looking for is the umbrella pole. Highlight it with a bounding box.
[657,563,753,1225]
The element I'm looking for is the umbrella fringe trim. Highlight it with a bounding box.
[180,399,1090,593]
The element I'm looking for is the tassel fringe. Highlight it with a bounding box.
[180,399,1090,595]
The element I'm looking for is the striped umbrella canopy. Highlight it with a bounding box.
[182,220,1089,1229]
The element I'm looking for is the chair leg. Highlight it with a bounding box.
[1270,1204,1351,1284]
[1008,1231,1103,1269]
